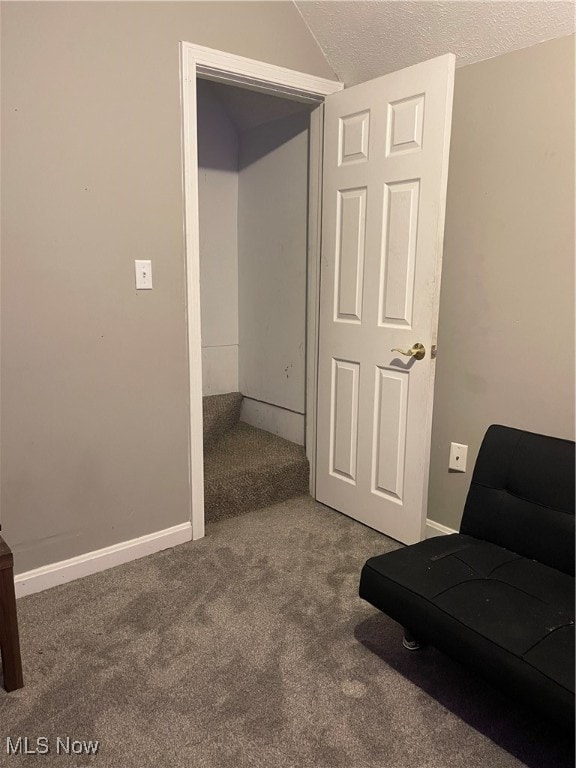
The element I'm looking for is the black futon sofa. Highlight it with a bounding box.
[359,425,575,727]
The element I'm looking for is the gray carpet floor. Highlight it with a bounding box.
[1,496,572,767]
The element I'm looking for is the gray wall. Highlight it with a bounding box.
[428,35,575,530]
[0,2,334,573]
[197,80,239,396]
[238,113,310,445]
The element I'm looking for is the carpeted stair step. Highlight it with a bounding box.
[204,422,309,523]
[203,392,243,451]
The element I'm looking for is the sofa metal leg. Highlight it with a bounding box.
[402,629,423,651]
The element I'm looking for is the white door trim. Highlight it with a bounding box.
[184,42,342,102]
[305,104,324,494]
[180,42,342,539]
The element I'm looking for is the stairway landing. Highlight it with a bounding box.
[203,393,309,524]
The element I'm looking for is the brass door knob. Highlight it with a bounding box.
[391,342,426,361]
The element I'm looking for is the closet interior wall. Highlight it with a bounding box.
[197,80,311,445]
[197,81,240,396]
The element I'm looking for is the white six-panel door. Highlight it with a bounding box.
[315,54,455,544]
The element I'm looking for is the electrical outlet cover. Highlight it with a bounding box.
[449,442,468,472]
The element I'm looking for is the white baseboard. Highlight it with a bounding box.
[425,519,458,538]
[14,522,192,599]
[240,397,305,445]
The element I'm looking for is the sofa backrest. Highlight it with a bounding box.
[460,425,575,576]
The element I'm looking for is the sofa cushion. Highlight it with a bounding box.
[359,533,575,723]
[460,425,575,575]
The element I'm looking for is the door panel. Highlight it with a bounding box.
[330,359,360,482]
[380,180,420,327]
[335,189,367,322]
[316,54,455,544]
[372,366,409,502]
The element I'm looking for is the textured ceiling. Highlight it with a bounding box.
[295,1,576,85]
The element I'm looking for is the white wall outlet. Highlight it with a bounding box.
[135,259,153,290]
[449,442,468,472]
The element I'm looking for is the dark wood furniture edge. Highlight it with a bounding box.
[0,536,24,691]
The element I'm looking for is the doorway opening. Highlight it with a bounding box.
[180,42,342,540]
[197,79,313,524]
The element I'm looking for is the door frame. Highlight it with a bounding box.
[180,42,342,540]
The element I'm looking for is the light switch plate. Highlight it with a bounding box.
[135,259,153,290]
[449,442,468,472]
